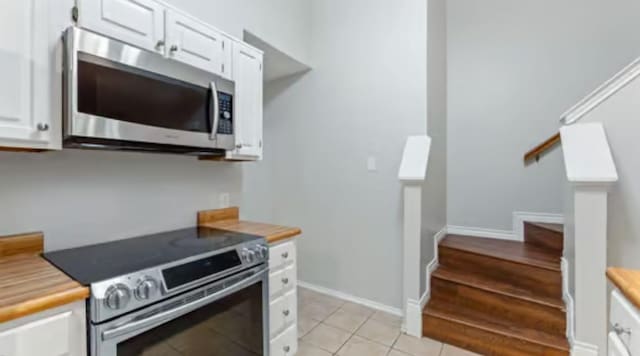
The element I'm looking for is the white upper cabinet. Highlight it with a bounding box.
[165,10,231,79]
[77,0,165,54]
[0,0,57,149]
[228,42,263,160]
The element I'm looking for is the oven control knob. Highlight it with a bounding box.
[240,248,250,263]
[135,277,159,300]
[256,245,268,259]
[247,250,257,263]
[104,284,131,310]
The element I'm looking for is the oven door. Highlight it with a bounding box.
[92,266,268,356]
[63,27,235,151]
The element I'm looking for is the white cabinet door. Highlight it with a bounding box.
[0,312,73,356]
[165,10,231,78]
[0,302,86,356]
[77,0,165,53]
[228,42,263,160]
[0,0,55,149]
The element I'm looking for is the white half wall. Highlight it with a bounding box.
[243,0,428,308]
[446,0,640,231]
[421,0,448,297]
[580,71,640,271]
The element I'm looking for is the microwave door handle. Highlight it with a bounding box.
[101,267,267,341]
[210,81,220,140]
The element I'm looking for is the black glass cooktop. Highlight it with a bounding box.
[43,227,262,285]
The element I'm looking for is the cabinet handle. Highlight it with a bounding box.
[283,345,290,353]
[169,45,179,53]
[37,123,49,131]
[282,277,289,284]
[282,252,289,259]
[155,40,165,50]
[283,309,290,316]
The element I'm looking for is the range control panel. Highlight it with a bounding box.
[217,92,234,135]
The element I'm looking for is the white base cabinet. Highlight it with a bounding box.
[0,301,87,356]
[269,240,298,356]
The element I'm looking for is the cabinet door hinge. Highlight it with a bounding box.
[71,5,79,23]
[222,63,225,73]
[259,140,262,148]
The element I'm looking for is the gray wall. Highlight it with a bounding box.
[243,0,428,309]
[0,0,311,252]
[581,75,640,271]
[420,0,447,296]
[446,0,640,231]
[0,150,241,251]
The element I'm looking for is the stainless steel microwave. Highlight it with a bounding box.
[63,27,235,155]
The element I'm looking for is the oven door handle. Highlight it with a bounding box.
[101,268,266,341]
[210,81,220,140]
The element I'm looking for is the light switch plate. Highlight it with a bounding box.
[219,193,230,208]
[367,156,377,172]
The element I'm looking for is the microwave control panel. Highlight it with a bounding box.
[217,92,234,135]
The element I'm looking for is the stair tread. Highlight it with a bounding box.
[441,235,561,271]
[424,302,570,351]
[433,266,565,309]
[526,222,563,233]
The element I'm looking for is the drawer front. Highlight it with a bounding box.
[269,264,297,299]
[610,289,640,352]
[270,290,297,338]
[270,324,298,356]
[269,241,296,271]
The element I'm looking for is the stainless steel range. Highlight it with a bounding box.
[44,227,269,356]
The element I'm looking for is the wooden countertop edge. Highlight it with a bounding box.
[197,207,302,244]
[0,285,89,323]
[199,221,302,244]
[607,267,640,310]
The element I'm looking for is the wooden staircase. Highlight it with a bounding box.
[422,222,569,355]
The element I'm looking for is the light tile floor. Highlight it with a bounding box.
[297,287,480,356]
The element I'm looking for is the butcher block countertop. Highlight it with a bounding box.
[198,207,301,244]
[0,232,89,323]
[607,267,640,310]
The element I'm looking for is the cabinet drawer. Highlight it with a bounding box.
[269,264,297,299]
[610,289,640,352]
[269,290,297,338]
[270,324,297,356]
[269,241,296,271]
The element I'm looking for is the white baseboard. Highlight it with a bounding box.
[297,281,403,317]
[446,225,516,241]
[513,212,564,241]
[562,257,576,346]
[571,341,598,356]
[425,227,447,297]
[405,298,423,337]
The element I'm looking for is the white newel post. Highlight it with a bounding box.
[573,184,611,355]
[560,123,618,356]
[398,136,431,337]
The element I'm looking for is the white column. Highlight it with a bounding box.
[403,184,422,337]
[573,184,610,355]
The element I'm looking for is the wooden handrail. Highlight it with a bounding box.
[524,132,561,164]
